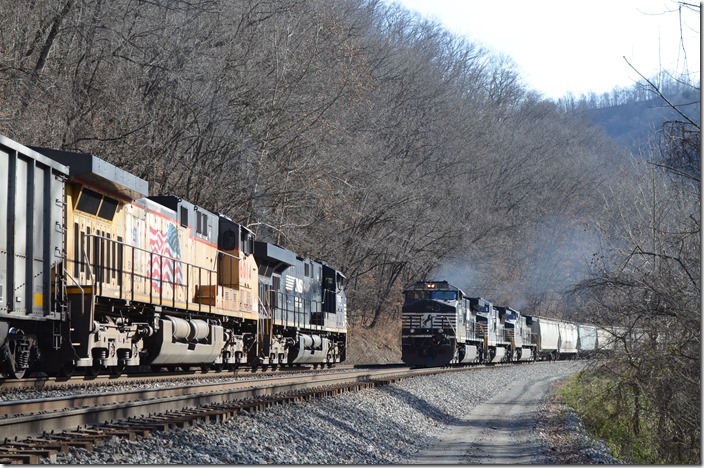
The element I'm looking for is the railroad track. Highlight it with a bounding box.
[0,365,460,464]
[0,364,355,392]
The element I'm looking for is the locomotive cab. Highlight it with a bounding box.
[401,281,463,367]
[498,307,535,361]
[32,146,150,375]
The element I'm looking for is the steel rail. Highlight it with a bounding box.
[0,365,455,442]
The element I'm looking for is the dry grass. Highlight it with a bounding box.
[346,319,402,365]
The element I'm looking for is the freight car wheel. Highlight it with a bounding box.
[8,366,26,380]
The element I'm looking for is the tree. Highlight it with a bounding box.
[569,3,700,460]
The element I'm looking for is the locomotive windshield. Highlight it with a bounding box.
[404,286,459,301]
[430,290,457,301]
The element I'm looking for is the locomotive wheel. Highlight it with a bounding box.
[59,361,75,378]
[110,360,127,376]
[85,360,102,377]
[212,363,224,372]
[200,364,211,373]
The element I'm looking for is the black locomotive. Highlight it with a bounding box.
[401,280,619,367]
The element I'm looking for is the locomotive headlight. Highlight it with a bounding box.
[409,328,415,334]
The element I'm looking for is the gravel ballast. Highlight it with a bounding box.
[41,361,619,464]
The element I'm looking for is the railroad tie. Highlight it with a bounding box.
[56,431,107,446]
[81,426,139,441]
[34,435,95,450]
[0,446,57,463]
[4,439,70,454]
[0,453,40,464]
[133,415,186,430]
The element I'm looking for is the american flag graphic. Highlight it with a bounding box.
[149,224,183,293]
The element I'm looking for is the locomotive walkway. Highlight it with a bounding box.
[410,365,576,464]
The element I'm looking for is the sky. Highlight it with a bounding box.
[391,0,700,100]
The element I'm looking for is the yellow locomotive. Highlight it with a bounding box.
[0,136,346,378]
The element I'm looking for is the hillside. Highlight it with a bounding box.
[564,81,700,153]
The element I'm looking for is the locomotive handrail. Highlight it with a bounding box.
[80,232,255,314]
[63,268,85,320]
[441,314,456,335]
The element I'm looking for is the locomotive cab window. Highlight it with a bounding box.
[97,196,118,220]
[430,290,457,301]
[406,290,428,300]
[241,230,253,255]
[76,188,119,221]
[196,210,208,236]
[76,188,102,215]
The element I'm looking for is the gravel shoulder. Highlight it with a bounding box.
[42,361,619,464]
[537,379,623,464]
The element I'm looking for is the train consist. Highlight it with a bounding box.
[401,280,620,367]
[0,135,347,378]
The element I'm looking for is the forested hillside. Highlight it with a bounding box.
[0,0,699,461]
[0,0,627,325]
[557,76,701,151]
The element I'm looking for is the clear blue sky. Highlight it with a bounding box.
[392,0,700,100]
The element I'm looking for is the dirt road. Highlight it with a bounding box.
[410,370,567,464]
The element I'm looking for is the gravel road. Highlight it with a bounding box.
[411,367,568,464]
[42,361,618,464]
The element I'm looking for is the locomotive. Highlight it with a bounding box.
[0,135,346,378]
[401,280,619,367]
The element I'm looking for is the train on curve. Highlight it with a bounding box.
[401,280,622,367]
[0,135,347,378]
